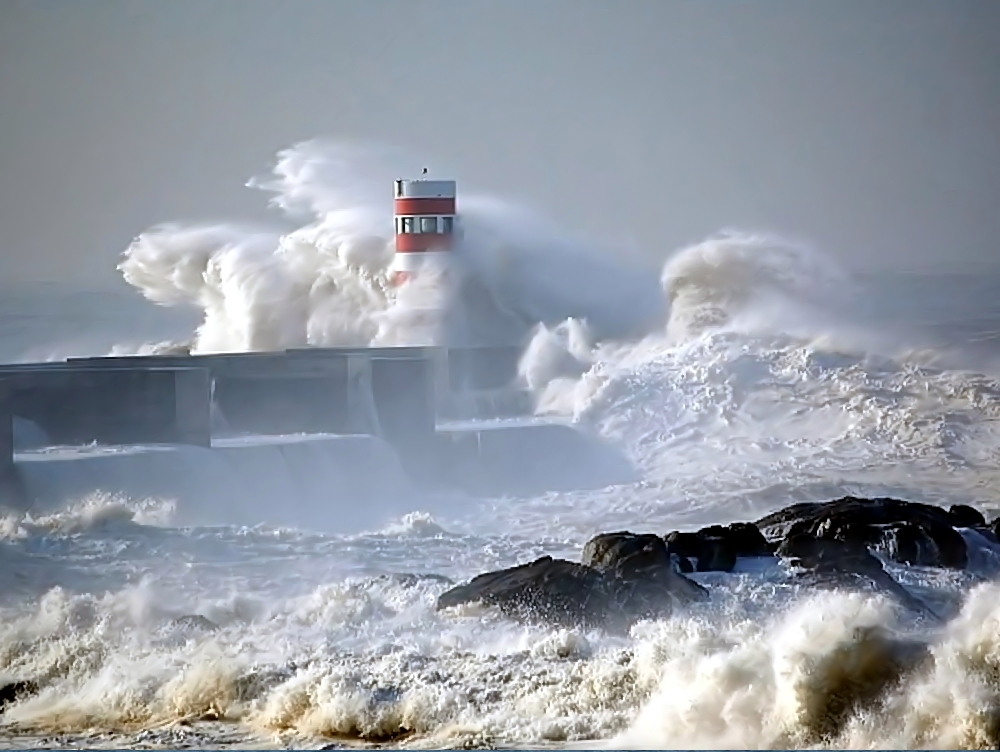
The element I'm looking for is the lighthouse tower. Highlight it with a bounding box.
[389,176,456,285]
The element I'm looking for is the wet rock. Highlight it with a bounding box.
[581,531,708,599]
[437,541,707,631]
[949,503,986,528]
[0,679,39,711]
[437,556,611,628]
[671,552,694,574]
[665,530,734,572]
[663,531,702,560]
[757,496,968,569]
[665,522,771,573]
[777,532,938,619]
[581,531,671,573]
[923,523,969,569]
[697,538,737,573]
[715,521,773,557]
[777,532,885,579]
[758,497,955,540]
[877,523,940,567]
[880,521,967,570]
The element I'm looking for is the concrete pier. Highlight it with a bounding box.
[208,352,351,436]
[0,347,635,525]
[369,352,437,469]
[9,346,532,449]
[65,345,528,439]
[0,344,639,516]
[0,365,211,448]
[69,352,351,436]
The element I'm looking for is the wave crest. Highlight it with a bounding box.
[117,140,663,354]
[662,230,851,342]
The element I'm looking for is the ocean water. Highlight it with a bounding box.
[4,141,1000,748]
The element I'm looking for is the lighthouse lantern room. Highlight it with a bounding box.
[390,177,456,284]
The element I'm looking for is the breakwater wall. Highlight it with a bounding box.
[0,346,529,494]
[0,345,636,517]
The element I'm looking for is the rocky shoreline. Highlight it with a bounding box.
[2,495,997,748]
[436,496,998,630]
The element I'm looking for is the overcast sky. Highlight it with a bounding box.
[1,0,998,287]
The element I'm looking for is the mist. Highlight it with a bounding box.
[1,0,999,293]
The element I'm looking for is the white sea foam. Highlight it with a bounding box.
[6,138,1000,748]
[118,140,663,354]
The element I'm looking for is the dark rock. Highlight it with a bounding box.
[582,531,708,598]
[949,504,986,528]
[437,543,707,631]
[778,532,883,578]
[813,517,883,548]
[777,532,938,619]
[0,680,39,711]
[919,522,968,570]
[437,556,613,628]
[671,552,694,574]
[877,523,940,567]
[581,531,671,574]
[664,531,702,559]
[438,497,969,631]
[757,496,968,570]
[758,497,956,540]
[757,501,826,541]
[700,523,772,557]
[695,538,737,573]
[665,522,771,573]
[666,529,744,570]
[666,531,732,572]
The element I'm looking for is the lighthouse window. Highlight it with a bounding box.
[401,217,415,234]
[441,216,454,234]
[420,216,438,234]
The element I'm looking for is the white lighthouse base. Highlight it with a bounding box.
[388,251,451,286]
[380,253,455,345]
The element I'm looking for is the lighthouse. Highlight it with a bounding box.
[389,175,456,285]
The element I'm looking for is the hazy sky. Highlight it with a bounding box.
[1,0,998,286]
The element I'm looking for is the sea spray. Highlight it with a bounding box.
[619,583,1000,749]
[118,139,664,354]
[8,136,1000,750]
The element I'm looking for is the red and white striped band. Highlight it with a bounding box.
[395,234,452,253]
[394,197,456,215]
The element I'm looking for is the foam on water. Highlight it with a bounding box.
[517,231,1000,530]
[7,140,1000,747]
[2,498,999,749]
